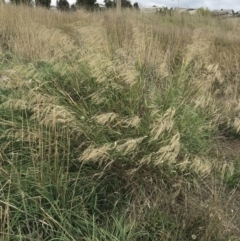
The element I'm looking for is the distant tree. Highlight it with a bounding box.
[122,0,132,8]
[133,2,139,10]
[104,0,132,8]
[235,11,240,16]
[36,0,51,8]
[156,7,173,16]
[70,3,77,11]
[104,0,115,8]
[57,0,69,10]
[76,0,96,10]
[10,0,32,5]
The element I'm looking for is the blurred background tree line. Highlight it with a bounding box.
[8,0,140,11]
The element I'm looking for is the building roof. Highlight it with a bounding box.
[212,9,234,14]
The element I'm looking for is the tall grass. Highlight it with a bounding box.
[1,4,240,240]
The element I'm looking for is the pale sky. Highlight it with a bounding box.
[133,0,240,10]
[45,0,240,11]
[84,0,240,11]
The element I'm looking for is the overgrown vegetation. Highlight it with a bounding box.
[196,7,212,16]
[0,4,240,241]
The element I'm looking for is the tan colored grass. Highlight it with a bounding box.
[190,156,212,177]
[116,136,146,155]
[150,108,175,142]
[0,5,76,61]
[121,116,141,128]
[79,144,112,164]
[93,112,118,125]
[233,118,240,133]
[75,23,138,86]
[1,4,239,151]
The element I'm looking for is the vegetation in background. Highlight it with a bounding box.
[9,0,32,5]
[57,0,70,10]
[104,0,133,9]
[155,7,174,16]
[36,0,51,8]
[133,2,139,10]
[76,0,97,10]
[0,4,240,241]
[196,7,212,16]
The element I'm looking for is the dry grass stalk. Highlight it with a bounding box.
[190,156,212,177]
[79,144,112,164]
[233,118,240,133]
[154,132,181,166]
[93,112,118,125]
[121,116,141,128]
[116,136,146,155]
[150,108,175,142]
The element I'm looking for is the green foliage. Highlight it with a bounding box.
[142,210,182,240]
[76,0,97,9]
[36,0,51,8]
[70,3,77,11]
[196,7,211,16]
[104,0,132,8]
[57,0,70,10]
[9,0,32,5]
[225,171,240,189]
[224,159,240,189]
[0,53,217,239]
[133,2,139,10]
[156,7,173,16]
[104,0,115,8]
[121,0,132,8]
[0,52,213,239]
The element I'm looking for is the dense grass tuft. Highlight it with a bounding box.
[1,4,240,240]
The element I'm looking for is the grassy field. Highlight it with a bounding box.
[1,4,240,240]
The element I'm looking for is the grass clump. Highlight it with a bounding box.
[1,3,240,241]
